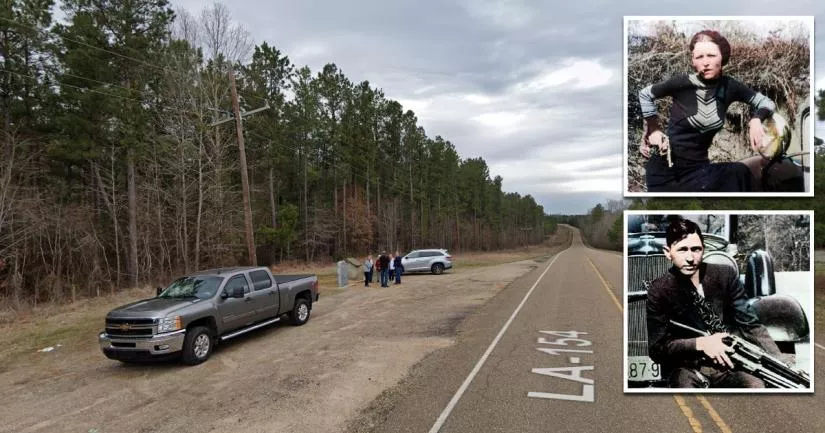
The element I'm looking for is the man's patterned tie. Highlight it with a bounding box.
[686,286,728,334]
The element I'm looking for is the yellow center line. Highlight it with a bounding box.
[696,396,734,433]
[674,395,704,433]
[586,253,734,433]
[585,256,622,311]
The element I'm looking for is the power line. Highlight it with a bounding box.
[0,67,145,103]
[1,15,166,74]
[1,67,221,120]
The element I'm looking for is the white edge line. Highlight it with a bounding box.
[815,342,825,352]
[428,248,569,433]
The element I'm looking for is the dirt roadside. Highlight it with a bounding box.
[0,228,572,433]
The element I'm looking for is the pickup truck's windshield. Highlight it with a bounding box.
[159,276,224,299]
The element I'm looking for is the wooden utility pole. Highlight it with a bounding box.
[210,68,269,266]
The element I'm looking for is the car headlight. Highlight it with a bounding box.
[157,316,182,333]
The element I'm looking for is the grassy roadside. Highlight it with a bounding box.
[0,232,570,366]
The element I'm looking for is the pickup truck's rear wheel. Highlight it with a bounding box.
[290,298,311,326]
[181,326,213,365]
[431,263,444,275]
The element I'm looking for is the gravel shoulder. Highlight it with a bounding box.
[0,230,571,433]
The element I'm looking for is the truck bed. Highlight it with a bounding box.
[273,274,315,284]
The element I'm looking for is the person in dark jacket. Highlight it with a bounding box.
[378,251,391,287]
[646,217,783,388]
[393,251,403,284]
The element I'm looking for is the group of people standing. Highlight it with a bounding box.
[363,251,403,287]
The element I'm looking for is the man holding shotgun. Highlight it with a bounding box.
[645,217,800,388]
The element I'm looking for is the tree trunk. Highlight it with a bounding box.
[377,180,381,248]
[304,145,309,263]
[179,135,189,273]
[195,131,204,269]
[269,165,277,229]
[127,148,138,289]
[334,161,338,255]
[343,182,347,256]
[111,153,120,293]
[409,159,414,249]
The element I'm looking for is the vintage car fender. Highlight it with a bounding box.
[746,294,810,343]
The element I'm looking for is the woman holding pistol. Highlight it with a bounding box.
[638,30,775,192]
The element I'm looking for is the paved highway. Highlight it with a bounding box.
[361,228,823,433]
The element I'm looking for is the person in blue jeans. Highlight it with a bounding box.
[393,251,403,284]
[378,251,390,287]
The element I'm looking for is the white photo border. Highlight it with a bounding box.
[622,209,815,394]
[622,16,816,198]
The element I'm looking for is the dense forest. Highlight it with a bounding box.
[0,1,550,304]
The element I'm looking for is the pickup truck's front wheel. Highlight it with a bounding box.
[290,298,311,326]
[181,326,213,365]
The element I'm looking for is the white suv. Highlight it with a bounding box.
[401,249,453,275]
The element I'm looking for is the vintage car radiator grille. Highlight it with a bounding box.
[105,318,155,337]
[627,297,648,356]
[626,255,670,358]
[627,255,670,291]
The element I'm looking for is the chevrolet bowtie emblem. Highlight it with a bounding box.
[119,323,131,331]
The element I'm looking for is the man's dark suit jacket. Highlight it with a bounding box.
[646,262,781,375]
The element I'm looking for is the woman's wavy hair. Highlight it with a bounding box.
[689,30,731,66]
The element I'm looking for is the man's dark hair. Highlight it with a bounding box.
[665,217,704,248]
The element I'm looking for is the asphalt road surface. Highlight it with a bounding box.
[356,228,823,433]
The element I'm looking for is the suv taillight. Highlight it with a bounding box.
[446,256,452,260]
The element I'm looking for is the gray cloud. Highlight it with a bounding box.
[173,0,824,213]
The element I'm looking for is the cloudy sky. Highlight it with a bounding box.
[171,0,825,214]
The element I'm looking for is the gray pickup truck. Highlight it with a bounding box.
[98,266,318,365]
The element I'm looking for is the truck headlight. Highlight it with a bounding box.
[157,316,182,333]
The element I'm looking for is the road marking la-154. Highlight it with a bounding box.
[528,330,594,402]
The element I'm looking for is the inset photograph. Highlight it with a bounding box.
[623,211,814,393]
[623,16,815,196]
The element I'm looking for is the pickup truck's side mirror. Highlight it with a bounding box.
[220,291,229,300]
[156,287,163,296]
[232,287,245,298]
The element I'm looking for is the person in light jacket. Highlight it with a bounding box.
[363,254,374,287]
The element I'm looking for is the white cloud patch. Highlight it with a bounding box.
[465,94,494,105]
[472,111,525,130]
[513,59,614,93]
[492,155,623,194]
[289,40,330,61]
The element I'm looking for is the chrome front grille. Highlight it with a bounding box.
[627,296,648,356]
[627,255,670,292]
[105,318,155,337]
[626,255,669,358]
